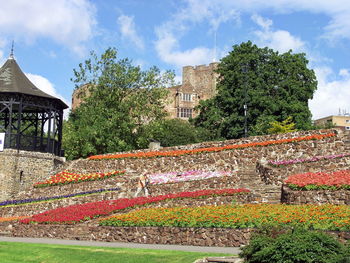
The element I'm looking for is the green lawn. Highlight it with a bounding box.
[0,242,233,263]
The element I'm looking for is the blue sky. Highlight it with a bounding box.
[0,0,349,119]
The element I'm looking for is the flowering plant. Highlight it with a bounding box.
[33,170,125,188]
[100,204,350,231]
[0,216,30,223]
[268,153,350,167]
[285,169,350,190]
[0,187,120,207]
[148,170,234,185]
[88,133,335,160]
[20,188,250,224]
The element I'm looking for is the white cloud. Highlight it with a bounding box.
[0,0,96,54]
[252,14,305,53]
[176,0,350,41]
[251,14,272,31]
[117,15,144,50]
[154,0,240,68]
[26,73,71,118]
[309,67,350,119]
[339,69,350,78]
[155,32,212,68]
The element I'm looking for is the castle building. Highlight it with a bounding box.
[164,62,219,119]
[71,62,219,119]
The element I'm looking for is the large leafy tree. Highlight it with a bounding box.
[63,48,175,159]
[137,119,212,148]
[193,41,317,139]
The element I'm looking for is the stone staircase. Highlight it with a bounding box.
[237,166,281,204]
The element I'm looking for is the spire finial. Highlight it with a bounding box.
[9,41,14,59]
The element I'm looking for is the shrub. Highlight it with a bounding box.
[240,227,350,263]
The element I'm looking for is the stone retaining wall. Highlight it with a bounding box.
[1,224,348,247]
[257,156,350,185]
[14,174,239,202]
[281,185,350,205]
[68,130,349,184]
[6,224,254,247]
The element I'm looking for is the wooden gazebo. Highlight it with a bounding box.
[0,55,68,156]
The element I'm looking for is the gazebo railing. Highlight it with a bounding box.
[4,133,63,156]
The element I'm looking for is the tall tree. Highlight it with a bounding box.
[63,48,175,160]
[193,41,317,139]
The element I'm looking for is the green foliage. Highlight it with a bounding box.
[63,48,175,160]
[240,227,350,263]
[137,119,212,148]
[194,41,317,139]
[267,116,297,134]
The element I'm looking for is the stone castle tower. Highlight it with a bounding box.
[165,62,219,119]
[71,62,219,119]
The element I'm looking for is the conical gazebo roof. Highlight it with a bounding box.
[0,57,68,109]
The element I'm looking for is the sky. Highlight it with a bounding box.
[0,0,349,119]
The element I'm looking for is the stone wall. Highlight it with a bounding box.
[281,185,350,205]
[257,155,350,186]
[71,130,348,177]
[8,224,252,247]
[2,224,348,247]
[14,173,239,200]
[0,149,65,201]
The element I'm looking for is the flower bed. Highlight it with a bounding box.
[148,170,233,185]
[285,170,350,190]
[20,188,250,224]
[100,204,350,231]
[0,216,30,223]
[88,133,336,160]
[33,170,125,188]
[0,188,120,207]
[268,153,350,167]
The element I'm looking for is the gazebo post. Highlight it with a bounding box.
[16,96,23,151]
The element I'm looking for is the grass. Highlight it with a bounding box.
[0,241,233,263]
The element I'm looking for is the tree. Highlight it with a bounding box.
[267,116,297,134]
[63,48,175,160]
[137,119,212,148]
[193,41,317,139]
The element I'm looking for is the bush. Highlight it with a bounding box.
[240,227,350,263]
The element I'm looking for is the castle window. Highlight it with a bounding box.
[346,120,350,123]
[177,108,193,118]
[346,126,350,130]
[182,93,192,101]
